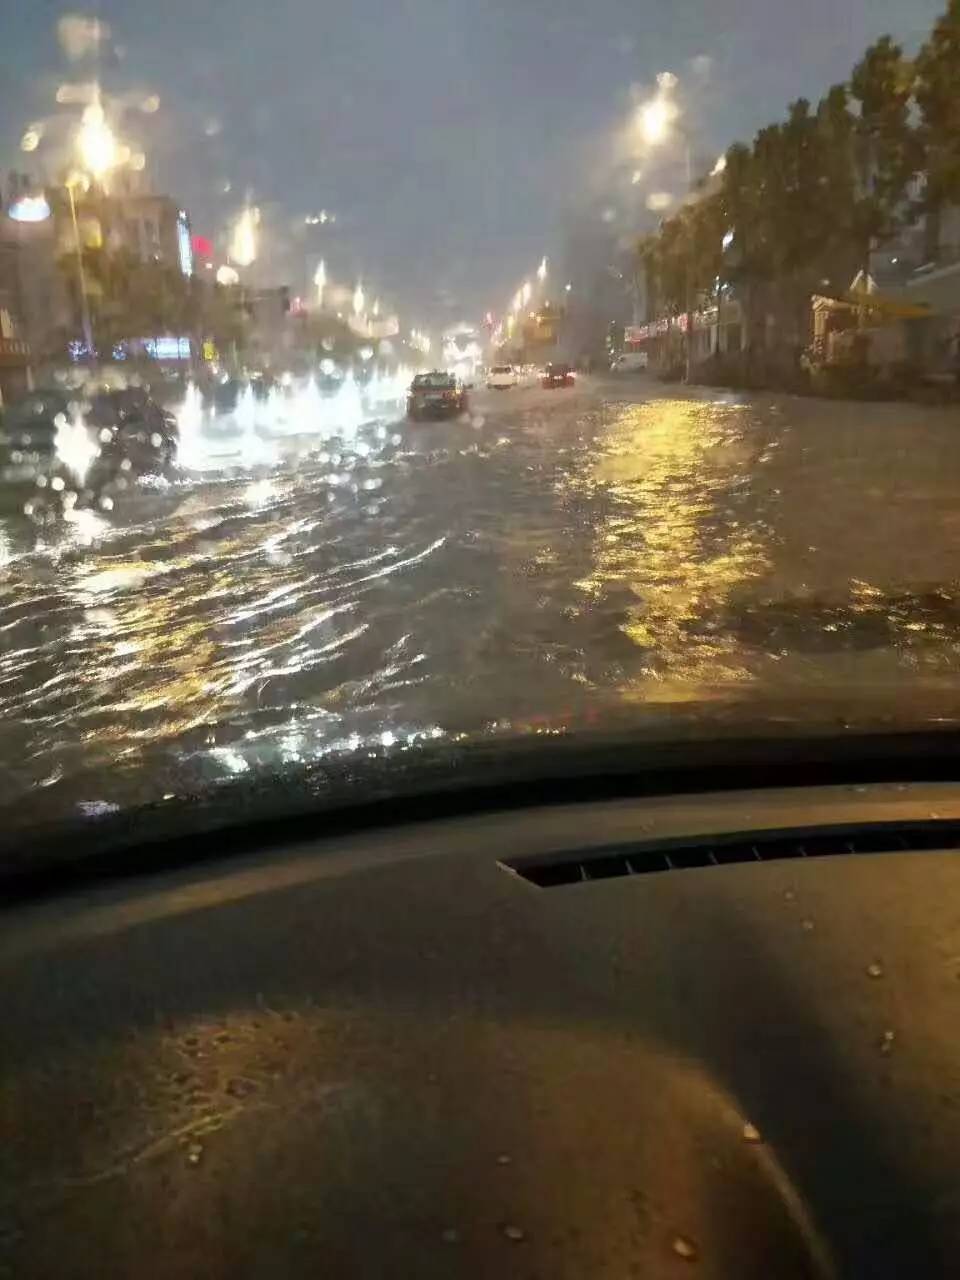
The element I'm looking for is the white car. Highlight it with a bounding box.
[487,364,519,389]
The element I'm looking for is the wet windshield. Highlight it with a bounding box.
[1,2,959,835]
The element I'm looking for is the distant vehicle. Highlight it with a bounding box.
[487,364,519,389]
[407,371,468,420]
[542,362,576,388]
[611,351,649,373]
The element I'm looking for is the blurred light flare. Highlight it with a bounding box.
[54,410,99,487]
[313,259,326,304]
[77,100,118,178]
[229,206,260,267]
[8,195,52,223]
[638,96,677,145]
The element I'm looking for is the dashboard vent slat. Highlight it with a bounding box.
[503,820,960,889]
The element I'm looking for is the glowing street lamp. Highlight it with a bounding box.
[229,206,259,267]
[638,95,677,146]
[77,100,118,180]
[313,258,327,305]
[353,282,365,316]
[537,256,548,284]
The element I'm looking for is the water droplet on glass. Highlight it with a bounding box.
[186,1142,203,1166]
[441,1228,461,1245]
[671,1234,698,1261]
[496,1153,512,1165]
[742,1122,762,1143]
[502,1224,526,1242]
[866,961,884,979]
[783,889,796,903]
[801,918,815,932]
[879,1029,896,1054]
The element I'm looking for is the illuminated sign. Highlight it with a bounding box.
[177,210,193,277]
[143,336,192,360]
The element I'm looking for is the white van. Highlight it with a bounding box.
[487,364,519,389]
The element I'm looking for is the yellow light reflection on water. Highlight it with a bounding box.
[573,397,768,700]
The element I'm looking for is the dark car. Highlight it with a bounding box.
[542,362,576,388]
[407,371,468,420]
[0,390,72,487]
[87,388,179,472]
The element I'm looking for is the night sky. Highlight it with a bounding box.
[0,1,945,326]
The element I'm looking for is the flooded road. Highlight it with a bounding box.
[2,375,960,825]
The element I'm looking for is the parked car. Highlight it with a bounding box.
[542,362,576,388]
[0,390,72,486]
[407,372,468,420]
[487,364,519,390]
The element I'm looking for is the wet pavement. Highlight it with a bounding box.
[2,375,960,825]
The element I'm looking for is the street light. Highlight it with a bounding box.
[229,206,259,268]
[77,100,118,180]
[313,259,326,305]
[62,176,97,355]
[636,88,698,379]
[638,96,677,146]
[537,256,548,284]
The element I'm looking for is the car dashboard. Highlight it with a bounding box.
[4,780,960,1277]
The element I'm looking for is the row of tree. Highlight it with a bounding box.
[638,0,960,349]
[59,247,250,357]
[57,247,370,367]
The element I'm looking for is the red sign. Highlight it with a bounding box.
[192,235,213,259]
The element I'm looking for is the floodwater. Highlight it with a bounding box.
[2,375,960,826]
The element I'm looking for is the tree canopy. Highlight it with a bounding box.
[638,2,959,337]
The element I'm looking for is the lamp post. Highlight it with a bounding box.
[65,178,95,355]
[637,92,696,380]
[9,183,95,357]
